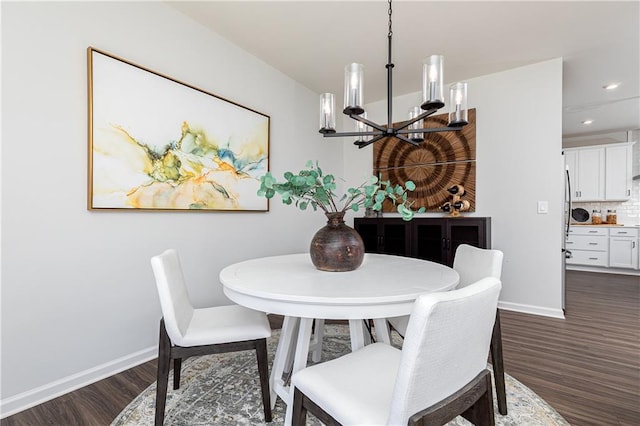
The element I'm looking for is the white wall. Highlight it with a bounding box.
[344,59,565,318]
[0,1,341,415]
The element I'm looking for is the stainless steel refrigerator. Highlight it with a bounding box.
[562,161,572,310]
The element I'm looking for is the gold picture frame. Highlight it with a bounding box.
[87,47,270,211]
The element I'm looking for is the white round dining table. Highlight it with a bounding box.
[219,252,459,425]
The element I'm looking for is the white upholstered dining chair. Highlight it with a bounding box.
[292,277,502,426]
[151,249,273,425]
[387,243,506,415]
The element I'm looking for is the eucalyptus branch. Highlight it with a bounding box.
[257,161,425,221]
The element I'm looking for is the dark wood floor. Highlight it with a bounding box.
[2,271,638,426]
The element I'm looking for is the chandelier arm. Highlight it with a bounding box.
[396,127,463,135]
[393,134,422,146]
[355,134,388,149]
[322,130,383,138]
[348,113,387,132]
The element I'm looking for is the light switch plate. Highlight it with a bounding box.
[537,201,548,214]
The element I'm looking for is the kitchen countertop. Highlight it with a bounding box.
[571,223,638,227]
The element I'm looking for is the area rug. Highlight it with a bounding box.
[112,325,568,426]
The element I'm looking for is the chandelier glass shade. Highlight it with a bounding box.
[318,0,469,148]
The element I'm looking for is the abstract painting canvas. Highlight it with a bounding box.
[88,47,269,211]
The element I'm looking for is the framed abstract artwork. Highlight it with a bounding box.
[87,47,270,211]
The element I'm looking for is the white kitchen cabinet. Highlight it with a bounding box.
[605,144,633,200]
[609,228,639,269]
[566,226,608,267]
[564,142,635,202]
[564,147,605,201]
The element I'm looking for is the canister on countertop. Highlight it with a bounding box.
[606,209,617,224]
[592,209,602,224]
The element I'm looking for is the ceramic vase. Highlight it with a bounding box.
[310,211,365,272]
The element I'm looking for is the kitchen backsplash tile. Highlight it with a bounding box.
[574,179,639,225]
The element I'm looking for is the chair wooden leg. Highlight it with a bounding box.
[155,319,172,426]
[463,373,495,426]
[490,310,507,415]
[255,338,273,422]
[292,388,308,426]
[173,358,182,390]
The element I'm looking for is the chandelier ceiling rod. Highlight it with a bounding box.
[318,0,469,149]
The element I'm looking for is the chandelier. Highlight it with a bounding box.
[318,0,469,149]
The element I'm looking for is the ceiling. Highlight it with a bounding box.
[168,1,639,139]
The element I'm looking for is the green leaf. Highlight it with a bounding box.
[300,201,308,210]
[364,185,376,196]
[398,204,414,221]
[405,181,416,191]
[265,188,275,198]
[263,174,276,188]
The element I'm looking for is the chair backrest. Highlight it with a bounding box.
[387,277,501,425]
[151,249,195,344]
[453,244,504,288]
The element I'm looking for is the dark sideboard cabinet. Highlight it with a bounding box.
[354,217,491,266]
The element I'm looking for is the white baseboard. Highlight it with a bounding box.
[498,301,565,319]
[0,346,156,419]
[566,265,640,276]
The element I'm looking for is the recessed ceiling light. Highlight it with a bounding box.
[603,83,620,90]
[582,120,594,125]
